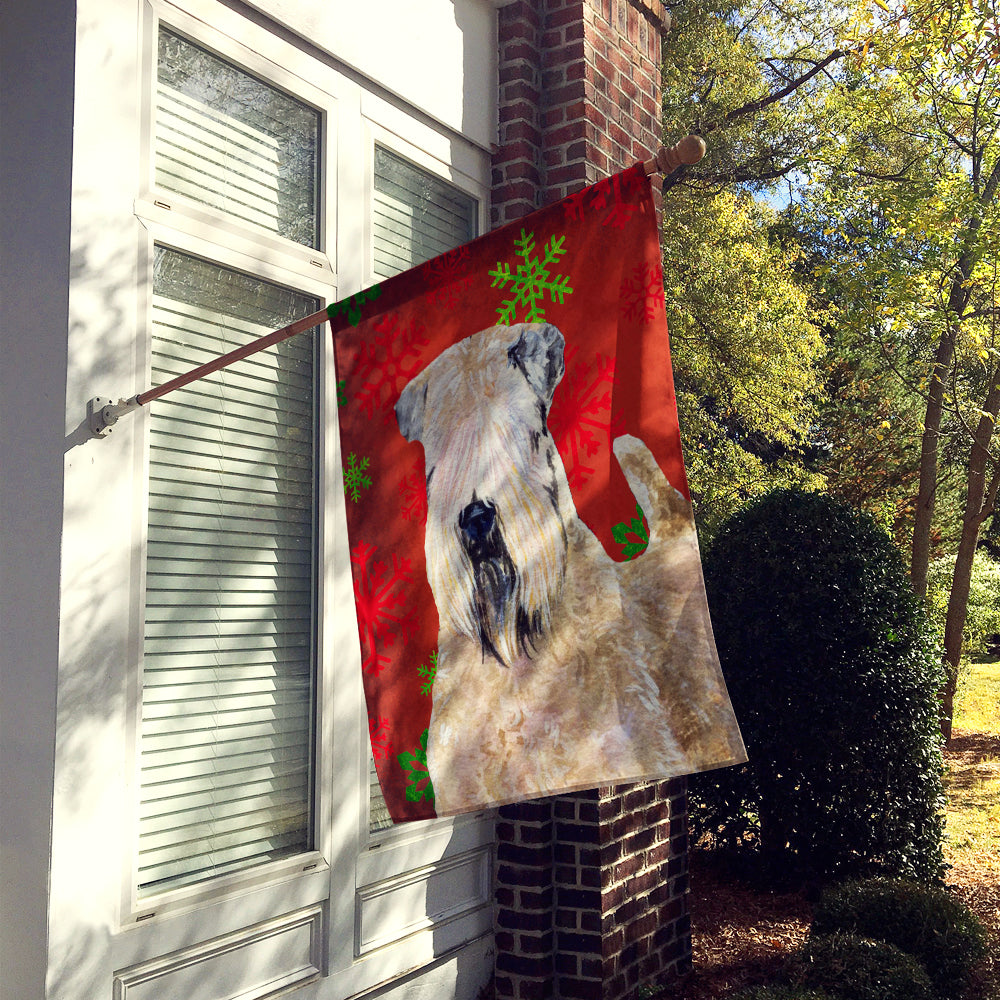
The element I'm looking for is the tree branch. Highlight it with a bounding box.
[701,49,847,134]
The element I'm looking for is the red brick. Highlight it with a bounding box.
[519,930,555,954]
[496,952,551,978]
[516,977,556,1000]
[494,138,542,164]
[503,40,538,64]
[625,911,658,944]
[543,107,567,132]
[498,907,551,932]
[542,40,587,71]
[625,868,658,896]
[495,973,515,999]
[498,863,552,888]
[503,120,543,145]
[559,979,603,1000]
[548,4,589,28]
[559,887,601,909]
[499,100,539,124]
[624,826,655,853]
[546,163,589,186]
[556,952,579,976]
[558,930,602,954]
[503,79,542,104]
[520,887,554,910]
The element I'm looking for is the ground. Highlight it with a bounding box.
[659,722,1000,999]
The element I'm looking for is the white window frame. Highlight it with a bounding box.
[124,0,341,930]
[112,0,496,991]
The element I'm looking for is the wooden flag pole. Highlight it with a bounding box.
[642,134,706,176]
[88,137,706,437]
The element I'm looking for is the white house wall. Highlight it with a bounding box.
[0,0,498,997]
[0,1,76,996]
[241,0,498,152]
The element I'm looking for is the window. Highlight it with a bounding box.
[121,7,493,989]
[367,146,478,833]
[139,248,319,895]
[155,28,320,247]
[372,145,477,280]
[136,27,323,898]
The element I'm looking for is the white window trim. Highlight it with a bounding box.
[110,0,496,989]
[121,220,338,928]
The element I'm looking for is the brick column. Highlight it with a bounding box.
[491,3,692,999]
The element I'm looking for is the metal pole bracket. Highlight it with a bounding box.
[88,396,140,438]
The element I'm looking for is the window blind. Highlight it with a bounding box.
[156,28,320,248]
[372,146,478,281]
[368,148,477,832]
[138,248,319,895]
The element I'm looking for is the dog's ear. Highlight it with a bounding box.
[506,323,566,403]
[395,377,427,442]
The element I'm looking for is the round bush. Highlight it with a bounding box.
[812,878,988,998]
[793,933,934,1000]
[691,489,946,881]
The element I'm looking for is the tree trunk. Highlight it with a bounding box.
[940,373,1000,741]
[910,160,1000,596]
[910,329,956,598]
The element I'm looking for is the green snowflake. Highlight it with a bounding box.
[489,229,574,325]
[336,378,347,407]
[343,452,372,503]
[418,650,438,696]
[327,285,382,327]
[398,730,435,803]
[611,504,649,560]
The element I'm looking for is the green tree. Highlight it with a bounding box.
[663,189,826,535]
[803,0,1000,736]
[659,1,843,535]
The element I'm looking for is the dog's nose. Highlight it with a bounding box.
[459,499,496,542]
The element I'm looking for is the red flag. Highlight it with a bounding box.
[332,164,745,821]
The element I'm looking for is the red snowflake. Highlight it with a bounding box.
[399,460,428,525]
[591,173,637,229]
[562,171,642,228]
[426,244,471,283]
[621,261,665,322]
[369,715,393,762]
[550,346,617,489]
[351,540,416,677]
[563,186,592,223]
[428,274,475,312]
[352,313,430,423]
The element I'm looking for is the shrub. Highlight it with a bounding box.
[812,878,988,998]
[927,551,1000,659]
[792,933,934,1000]
[691,489,947,882]
[732,987,837,1000]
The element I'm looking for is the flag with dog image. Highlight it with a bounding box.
[331,163,745,822]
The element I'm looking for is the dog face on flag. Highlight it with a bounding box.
[396,323,743,814]
[396,323,569,668]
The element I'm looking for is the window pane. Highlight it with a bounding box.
[138,247,318,895]
[156,28,320,248]
[368,150,478,832]
[372,146,477,279]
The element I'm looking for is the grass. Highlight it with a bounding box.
[955,659,1000,735]
[946,659,1000,868]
